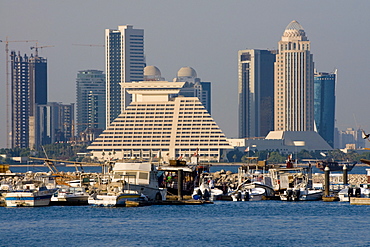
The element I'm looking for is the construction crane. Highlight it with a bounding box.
[30,43,54,57]
[72,44,104,47]
[0,37,38,148]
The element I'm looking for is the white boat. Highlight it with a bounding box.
[280,187,323,201]
[88,188,148,207]
[110,161,167,201]
[338,186,370,202]
[230,187,266,201]
[5,182,57,207]
[192,172,225,201]
[50,186,89,205]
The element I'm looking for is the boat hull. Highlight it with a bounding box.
[88,193,148,207]
[5,189,57,207]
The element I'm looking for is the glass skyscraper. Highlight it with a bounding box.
[76,70,106,135]
[314,70,336,148]
[238,49,275,138]
[105,25,145,127]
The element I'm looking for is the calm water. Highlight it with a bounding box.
[1,201,370,247]
[9,164,370,175]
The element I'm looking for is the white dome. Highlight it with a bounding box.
[144,66,161,77]
[177,67,197,78]
[283,20,307,39]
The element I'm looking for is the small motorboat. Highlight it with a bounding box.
[50,186,89,205]
[280,187,323,201]
[5,181,57,207]
[88,190,149,207]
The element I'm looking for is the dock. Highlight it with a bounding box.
[350,197,370,205]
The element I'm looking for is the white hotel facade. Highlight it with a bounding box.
[87,80,233,162]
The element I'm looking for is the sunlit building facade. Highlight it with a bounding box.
[274,20,314,131]
[105,25,145,127]
[87,80,232,162]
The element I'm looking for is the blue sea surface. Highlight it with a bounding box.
[1,201,370,247]
[9,163,370,175]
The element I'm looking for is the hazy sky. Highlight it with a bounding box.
[1,1,370,148]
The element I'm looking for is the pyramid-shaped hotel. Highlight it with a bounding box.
[87,78,233,162]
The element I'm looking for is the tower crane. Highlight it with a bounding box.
[0,37,38,148]
[30,43,54,57]
[72,44,104,47]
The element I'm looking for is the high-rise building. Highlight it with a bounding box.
[29,54,47,149]
[58,103,74,142]
[238,49,275,138]
[10,51,47,149]
[314,70,336,148]
[10,52,30,148]
[87,80,232,162]
[174,67,212,114]
[105,25,145,127]
[36,102,74,146]
[274,20,314,131]
[76,70,106,135]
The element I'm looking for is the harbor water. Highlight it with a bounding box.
[1,200,370,246]
[2,165,370,246]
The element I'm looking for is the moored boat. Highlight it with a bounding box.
[50,186,89,205]
[5,183,57,207]
[316,160,357,172]
[88,189,149,207]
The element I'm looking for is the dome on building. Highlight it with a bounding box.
[177,67,197,78]
[285,20,304,31]
[283,20,306,38]
[144,66,161,77]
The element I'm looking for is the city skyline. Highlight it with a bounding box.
[1,1,370,148]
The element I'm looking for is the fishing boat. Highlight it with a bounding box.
[88,191,149,207]
[338,185,370,202]
[267,166,323,201]
[280,187,323,201]
[192,172,223,201]
[5,181,57,207]
[229,186,266,201]
[229,158,275,201]
[88,181,149,207]
[50,186,89,205]
[316,160,357,172]
[111,161,167,201]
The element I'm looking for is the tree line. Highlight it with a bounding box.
[226,148,370,164]
[0,143,89,164]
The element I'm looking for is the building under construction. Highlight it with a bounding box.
[10,51,47,149]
